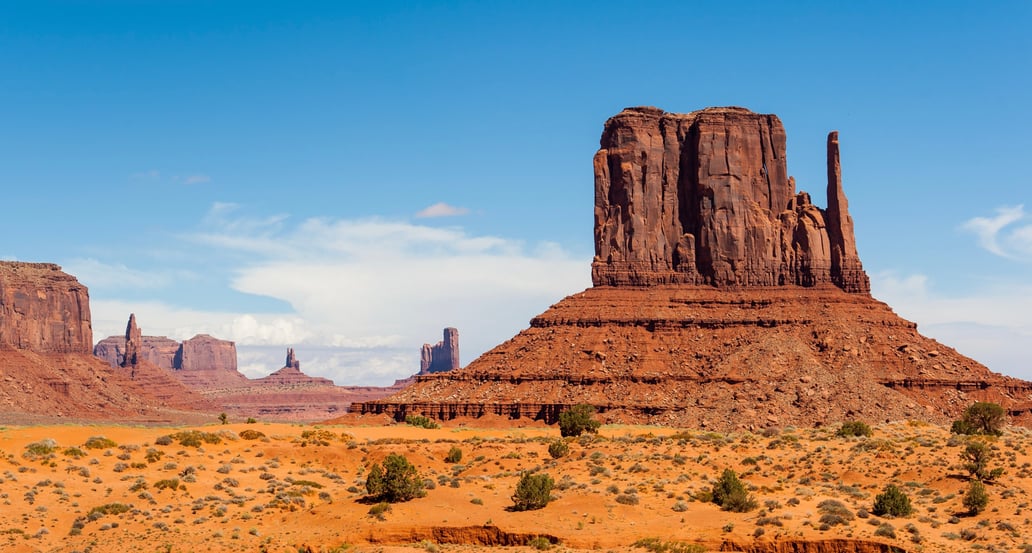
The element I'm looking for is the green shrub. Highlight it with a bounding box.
[445,446,462,463]
[874,522,896,538]
[365,453,425,503]
[405,415,439,429]
[961,440,1004,482]
[836,421,873,438]
[527,536,554,550]
[962,480,989,514]
[239,429,265,440]
[632,537,706,553]
[511,472,554,511]
[952,402,1005,436]
[547,439,570,459]
[817,499,855,526]
[367,501,391,520]
[87,503,131,520]
[166,430,221,448]
[558,404,600,437]
[83,436,118,450]
[62,447,86,458]
[218,412,229,425]
[711,468,757,512]
[872,484,912,517]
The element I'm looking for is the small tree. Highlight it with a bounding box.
[547,439,570,459]
[872,484,912,517]
[445,446,463,463]
[512,472,554,511]
[218,412,229,425]
[952,402,1005,436]
[961,440,1004,482]
[558,404,601,437]
[365,453,424,503]
[711,468,757,512]
[963,479,989,515]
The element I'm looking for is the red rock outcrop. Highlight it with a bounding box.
[353,106,1032,430]
[420,327,460,374]
[0,262,92,353]
[591,107,870,293]
[0,265,214,422]
[213,348,406,422]
[122,313,142,367]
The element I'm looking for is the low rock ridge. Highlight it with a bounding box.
[592,107,869,293]
[0,262,93,353]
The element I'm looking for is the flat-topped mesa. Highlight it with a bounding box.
[0,262,93,353]
[591,106,871,293]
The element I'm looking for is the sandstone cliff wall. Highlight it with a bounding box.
[592,106,870,293]
[0,262,93,353]
[420,327,460,374]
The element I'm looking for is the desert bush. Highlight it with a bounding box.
[711,468,757,512]
[154,478,180,491]
[238,429,265,440]
[365,453,425,503]
[632,537,706,553]
[166,430,221,448]
[24,439,58,460]
[817,499,855,526]
[405,415,439,429]
[872,484,912,517]
[87,503,131,520]
[874,522,896,538]
[836,421,873,438]
[558,404,600,437]
[511,472,554,511]
[952,402,1005,436]
[445,446,463,463]
[547,439,570,459]
[83,436,117,450]
[615,493,640,505]
[962,479,989,515]
[961,440,1004,482]
[62,447,86,458]
[367,501,391,520]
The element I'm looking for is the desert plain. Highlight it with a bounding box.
[0,418,1029,553]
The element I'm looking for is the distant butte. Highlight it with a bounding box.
[354,106,1032,431]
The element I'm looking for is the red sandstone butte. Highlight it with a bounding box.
[353,106,1032,430]
[420,327,460,374]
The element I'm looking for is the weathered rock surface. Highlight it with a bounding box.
[591,106,870,293]
[0,262,93,353]
[420,327,460,374]
[353,106,1032,430]
[95,335,180,369]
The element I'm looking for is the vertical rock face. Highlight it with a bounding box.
[94,335,180,369]
[0,262,93,353]
[176,334,238,373]
[122,313,142,367]
[591,106,870,293]
[420,328,460,374]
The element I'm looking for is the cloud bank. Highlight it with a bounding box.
[89,205,590,386]
[961,205,1032,260]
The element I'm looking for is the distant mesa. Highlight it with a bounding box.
[354,106,1032,430]
[420,327,460,375]
[0,262,93,354]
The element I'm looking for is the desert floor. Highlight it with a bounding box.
[0,419,1029,553]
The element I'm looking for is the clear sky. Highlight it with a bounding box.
[2,1,1030,383]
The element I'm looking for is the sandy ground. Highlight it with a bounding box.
[0,420,1029,553]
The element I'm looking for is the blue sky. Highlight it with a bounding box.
[2,1,1030,383]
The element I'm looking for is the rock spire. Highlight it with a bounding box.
[122,313,141,368]
[420,328,459,374]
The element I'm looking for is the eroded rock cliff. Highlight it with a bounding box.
[0,262,92,353]
[420,327,460,374]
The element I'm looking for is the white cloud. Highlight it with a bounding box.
[64,258,190,290]
[871,270,1032,380]
[92,206,591,386]
[961,205,1030,259]
[415,202,470,218]
[182,174,212,185]
[129,169,160,181]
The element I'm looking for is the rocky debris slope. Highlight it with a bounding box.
[354,106,1032,430]
[0,262,93,353]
